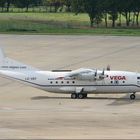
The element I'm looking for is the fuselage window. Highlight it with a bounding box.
[61,81,64,84]
[56,81,58,84]
[137,77,140,79]
[115,81,119,84]
[67,81,69,84]
[72,81,75,84]
[111,81,113,84]
[123,81,125,83]
[50,81,53,84]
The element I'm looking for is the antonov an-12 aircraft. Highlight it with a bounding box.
[0,48,140,100]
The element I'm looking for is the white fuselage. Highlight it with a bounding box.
[2,70,140,94]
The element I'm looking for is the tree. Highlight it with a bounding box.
[120,0,133,27]
[131,0,140,26]
[42,0,48,11]
[63,0,72,12]
[72,0,103,27]
[46,0,62,12]
[0,0,5,12]
[104,0,119,28]
[6,0,13,12]
[14,0,36,12]
[98,0,109,28]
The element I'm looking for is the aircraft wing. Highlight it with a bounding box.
[65,68,96,81]
[65,68,107,81]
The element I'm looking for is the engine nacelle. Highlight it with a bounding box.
[77,73,96,81]
[77,73,107,81]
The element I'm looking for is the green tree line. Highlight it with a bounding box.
[0,0,140,28]
[72,0,140,28]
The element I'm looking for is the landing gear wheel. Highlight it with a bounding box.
[130,94,135,100]
[78,93,84,99]
[71,93,77,99]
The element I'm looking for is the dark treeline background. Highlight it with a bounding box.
[0,0,140,28]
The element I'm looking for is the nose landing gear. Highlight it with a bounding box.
[130,93,136,100]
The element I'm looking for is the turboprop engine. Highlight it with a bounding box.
[65,68,107,81]
[76,72,96,80]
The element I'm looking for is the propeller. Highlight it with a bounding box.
[94,69,97,80]
[98,68,105,79]
[102,68,105,76]
[107,65,111,71]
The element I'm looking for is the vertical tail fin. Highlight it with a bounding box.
[0,48,38,71]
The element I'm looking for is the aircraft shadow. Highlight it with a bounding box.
[31,96,70,100]
[108,94,140,106]
[108,99,136,106]
[89,95,140,106]
[31,96,124,100]
[31,94,140,106]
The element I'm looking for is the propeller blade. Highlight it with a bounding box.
[94,69,97,80]
[107,65,110,71]
[102,68,105,75]
[95,69,97,76]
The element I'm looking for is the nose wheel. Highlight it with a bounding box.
[130,93,136,100]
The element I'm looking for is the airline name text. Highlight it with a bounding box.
[110,76,126,80]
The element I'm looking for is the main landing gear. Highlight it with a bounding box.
[71,93,87,99]
[130,93,136,100]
